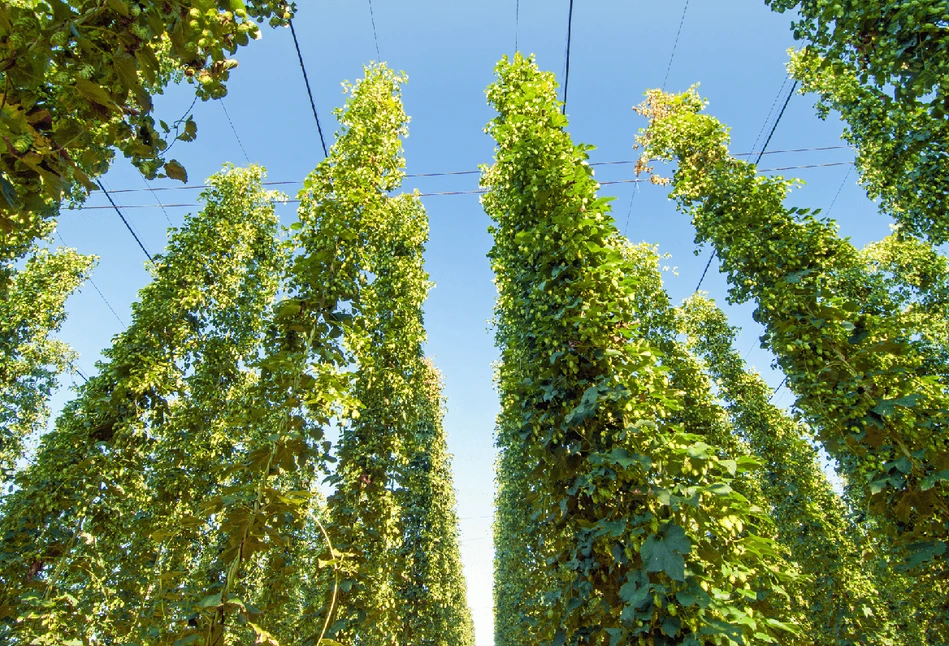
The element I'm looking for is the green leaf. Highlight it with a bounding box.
[676,582,711,609]
[105,0,129,16]
[891,456,912,474]
[164,159,188,183]
[700,619,744,645]
[640,523,691,581]
[179,116,198,142]
[591,447,651,471]
[872,393,921,417]
[785,269,811,284]
[706,482,733,496]
[75,78,118,110]
[565,384,600,426]
[0,173,20,208]
[619,570,653,623]
[921,469,949,491]
[197,592,223,609]
[905,540,947,569]
[597,518,627,537]
[662,615,682,638]
[619,576,651,608]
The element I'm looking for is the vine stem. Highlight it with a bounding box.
[215,296,333,642]
[1,74,9,111]
[42,516,85,600]
[311,509,341,645]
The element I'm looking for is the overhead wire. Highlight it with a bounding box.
[288,18,329,158]
[86,147,851,197]
[695,78,800,293]
[140,174,173,227]
[749,77,790,159]
[68,162,855,211]
[219,98,251,164]
[754,80,799,166]
[367,0,382,60]
[514,0,520,52]
[768,375,788,403]
[72,363,89,383]
[693,253,715,293]
[561,0,575,115]
[96,179,153,262]
[622,181,639,237]
[86,277,126,326]
[662,0,690,89]
[825,165,853,217]
[55,232,126,326]
[742,337,758,360]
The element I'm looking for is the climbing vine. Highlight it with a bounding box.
[787,48,949,244]
[636,86,949,640]
[0,0,293,277]
[0,244,92,485]
[0,164,283,643]
[395,360,475,646]
[766,0,949,117]
[316,64,473,645]
[4,3,947,643]
[485,54,794,645]
[679,293,903,645]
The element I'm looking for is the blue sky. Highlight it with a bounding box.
[50,1,893,643]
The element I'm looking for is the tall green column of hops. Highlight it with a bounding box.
[679,294,904,645]
[617,242,761,490]
[765,0,949,243]
[859,234,949,377]
[483,54,796,645]
[0,245,93,485]
[0,165,283,644]
[493,412,557,644]
[111,166,299,646]
[319,64,472,645]
[784,49,949,244]
[0,0,293,273]
[636,87,949,640]
[182,70,417,643]
[395,360,475,646]
[616,242,814,639]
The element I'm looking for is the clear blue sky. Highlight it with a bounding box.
[51,2,892,644]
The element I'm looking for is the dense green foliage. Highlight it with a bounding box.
[766,0,949,115]
[0,54,475,644]
[787,48,949,244]
[0,0,292,280]
[637,87,949,640]
[395,361,475,645]
[485,54,795,645]
[0,164,284,642]
[0,245,92,483]
[679,294,904,645]
[765,1,949,242]
[2,2,948,643]
[311,64,473,645]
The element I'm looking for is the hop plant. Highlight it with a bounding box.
[12,136,32,154]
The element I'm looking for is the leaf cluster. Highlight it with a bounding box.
[485,55,796,646]
[0,0,293,276]
[636,86,949,641]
